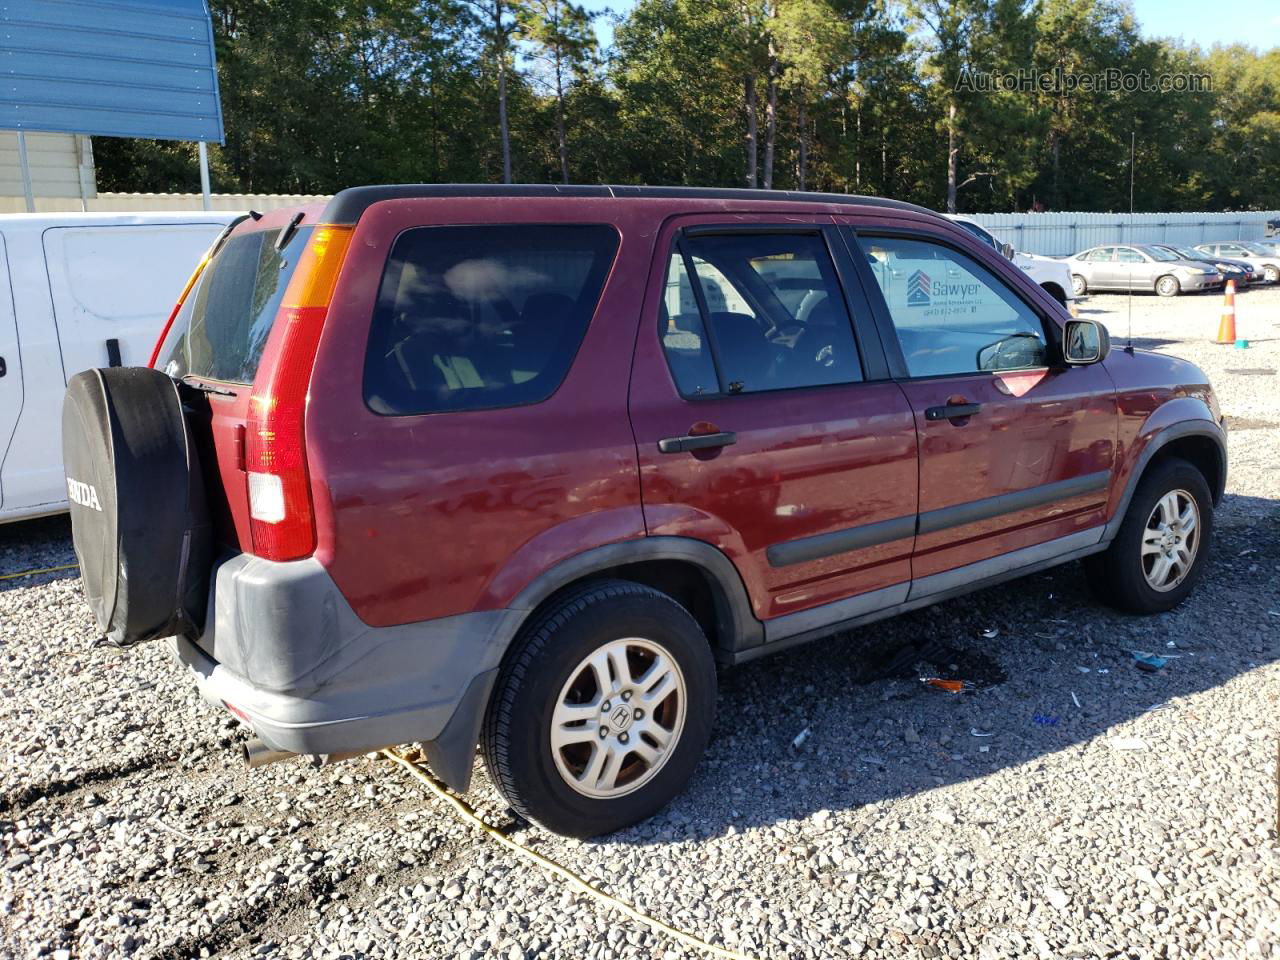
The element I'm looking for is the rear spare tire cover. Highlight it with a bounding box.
[62,367,213,647]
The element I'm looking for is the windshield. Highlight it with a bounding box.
[1242,242,1272,255]
[1168,246,1199,259]
[1146,246,1178,262]
[158,225,314,384]
[955,220,999,249]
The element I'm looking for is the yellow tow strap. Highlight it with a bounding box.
[0,562,79,582]
[381,748,759,960]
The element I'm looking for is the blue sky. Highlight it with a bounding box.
[1132,0,1280,49]
[576,0,1279,54]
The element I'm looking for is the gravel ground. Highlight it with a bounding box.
[2,286,1278,960]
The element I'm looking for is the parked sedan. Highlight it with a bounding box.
[1152,244,1257,287]
[1069,244,1222,297]
[1195,241,1280,284]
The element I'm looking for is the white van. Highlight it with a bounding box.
[0,212,237,523]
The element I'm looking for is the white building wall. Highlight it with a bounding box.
[0,191,329,214]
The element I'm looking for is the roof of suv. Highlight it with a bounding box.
[319,184,938,225]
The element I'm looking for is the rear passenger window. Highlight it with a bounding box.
[363,224,618,415]
[659,252,721,396]
[658,232,863,396]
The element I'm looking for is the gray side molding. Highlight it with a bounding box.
[1103,419,1227,542]
[507,536,764,653]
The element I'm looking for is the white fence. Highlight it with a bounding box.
[966,210,1280,257]
[0,191,330,214]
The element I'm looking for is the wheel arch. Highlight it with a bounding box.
[1040,280,1067,305]
[507,536,764,662]
[1105,418,1226,542]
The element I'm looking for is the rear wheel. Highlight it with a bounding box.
[1265,264,1279,284]
[482,580,716,838]
[1086,458,1213,613]
[1156,275,1181,297]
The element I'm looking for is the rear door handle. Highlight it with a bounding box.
[924,402,981,421]
[657,431,737,454]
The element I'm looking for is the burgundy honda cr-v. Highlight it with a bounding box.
[63,185,1225,837]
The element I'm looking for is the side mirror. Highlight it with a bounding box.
[1000,241,1016,261]
[1063,318,1110,365]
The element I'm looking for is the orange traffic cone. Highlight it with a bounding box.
[1216,280,1237,344]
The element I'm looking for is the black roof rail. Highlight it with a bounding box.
[319,183,938,225]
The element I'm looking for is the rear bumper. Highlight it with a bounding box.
[173,553,524,788]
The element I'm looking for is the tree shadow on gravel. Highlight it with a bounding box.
[610,491,1280,846]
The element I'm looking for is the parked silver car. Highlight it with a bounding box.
[1195,241,1280,283]
[1152,244,1258,287]
[1242,238,1280,257]
[1069,244,1223,297]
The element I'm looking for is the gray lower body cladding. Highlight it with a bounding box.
[174,553,522,789]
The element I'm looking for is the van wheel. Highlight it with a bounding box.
[1041,282,1067,307]
[1086,458,1213,614]
[481,580,716,838]
[1071,274,1088,297]
[1156,275,1181,297]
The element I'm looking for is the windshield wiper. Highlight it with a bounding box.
[181,376,238,397]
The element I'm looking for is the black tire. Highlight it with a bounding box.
[1071,274,1088,297]
[481,579,716,838]
[1265,264,1279,284]
[1041,282,1068,307]
[1086,457,1213,614]
[61,367,213,647]
[1156,274,1181,297]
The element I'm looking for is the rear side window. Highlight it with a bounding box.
[658,232,864,397]
[160,225,313,384]
[364,224,619,415]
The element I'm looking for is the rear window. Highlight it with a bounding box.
[363,224,619,415]
[158,224,313,384]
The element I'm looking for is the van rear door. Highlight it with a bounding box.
[43,221,226,374]
[0,234,20,512]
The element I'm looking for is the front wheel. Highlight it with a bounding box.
[1071,274,1088,297]
[481,580,716,838]
[1264,264,1279,284]
[1086,458,1213,614]
[1156,275,1181,297]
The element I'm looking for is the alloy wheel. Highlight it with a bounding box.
[549,637,687,799]
[1141,489,1200,592]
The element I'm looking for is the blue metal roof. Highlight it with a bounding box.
[0,0,224,143]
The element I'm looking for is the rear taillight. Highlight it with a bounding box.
[245,225,353,562]
[147,249,212,369]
